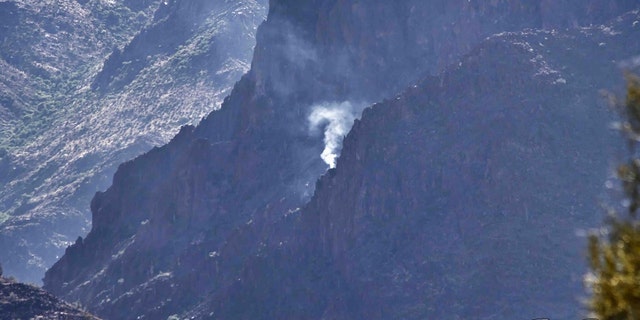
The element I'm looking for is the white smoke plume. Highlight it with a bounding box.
[308,101,367,168]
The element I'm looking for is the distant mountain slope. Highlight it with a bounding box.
[0,0,266,284]
[0,0,162,283]
[0,0,159,148]
[44,1,640,319]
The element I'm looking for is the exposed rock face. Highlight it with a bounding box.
[297,20,640,319]
[0,0,266,284]
[43,0,640,319]
[0,275,100,319]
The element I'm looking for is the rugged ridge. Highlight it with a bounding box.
[45,1,640,319]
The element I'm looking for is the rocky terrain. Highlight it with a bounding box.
[0,0,267,284]
[41,1,640,319]
[1,265,100,320]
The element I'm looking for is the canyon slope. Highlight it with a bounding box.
[43,1,640,319]
[0,0,266,284]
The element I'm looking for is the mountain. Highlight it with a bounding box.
[261,16,640,318]
[41,1,640,319]
[0,0,267,284]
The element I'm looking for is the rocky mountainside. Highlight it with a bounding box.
[260,15,640,318]
[42,1,640,319]
[180,11,640,319]
[0,267,100,320]
[0,0,267,284]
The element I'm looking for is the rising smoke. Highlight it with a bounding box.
[308,101,367,168]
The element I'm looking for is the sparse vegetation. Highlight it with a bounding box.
[0,0,158,151]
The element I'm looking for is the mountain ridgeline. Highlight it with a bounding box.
[43,1,640,319]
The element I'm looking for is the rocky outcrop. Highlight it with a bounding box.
[0,275,100,320]
[44,0,640,319]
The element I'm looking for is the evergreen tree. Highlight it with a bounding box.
[587,74,640,320]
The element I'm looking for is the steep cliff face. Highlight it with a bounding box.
[0,0,266,284]
[43,0,640,319]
